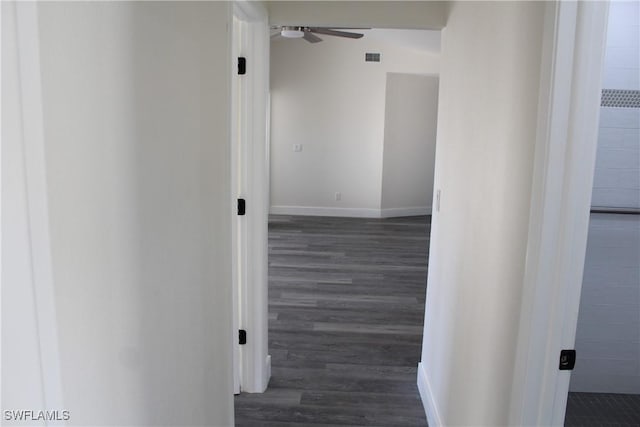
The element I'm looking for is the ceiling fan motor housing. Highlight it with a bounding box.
[281,26,305,38]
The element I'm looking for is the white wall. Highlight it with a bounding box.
[570,0,640,394]
[418,1,546,425]
[2,3,47,422]
[267,0,446,29]
[381,73,439,215]
[35,2,233,425]
[270,34,439,217]
[591,0,640,209]
[571,214,640,393]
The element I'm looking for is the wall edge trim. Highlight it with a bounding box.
[270,205,381,218]
[380,206,432,218]
[417,362,442,427]
[270,205,432,218]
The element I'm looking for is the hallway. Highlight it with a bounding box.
[234,215,430,426]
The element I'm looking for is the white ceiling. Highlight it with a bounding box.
[271,28,442,55]
[360,29,441,54]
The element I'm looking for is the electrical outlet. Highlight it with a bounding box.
[293,144,303,152]
[335,192,342,201]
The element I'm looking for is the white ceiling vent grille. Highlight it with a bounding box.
[365,53,381,62]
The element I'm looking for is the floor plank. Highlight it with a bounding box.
[234,215,430,426]
[564,392,640,427]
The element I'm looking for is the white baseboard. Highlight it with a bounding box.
[417,362,442,427]
[380,206,432,218]
[264,354,271,388]
[270,205,432,218]
[270,205,380,218]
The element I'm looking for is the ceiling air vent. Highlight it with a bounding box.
[365,52,381,62]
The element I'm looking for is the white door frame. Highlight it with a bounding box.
[5,1,66,419]
[236,1,610,424]
[231,0,271,394]
[510,1,609,425]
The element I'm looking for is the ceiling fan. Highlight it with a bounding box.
[271,26,367,43]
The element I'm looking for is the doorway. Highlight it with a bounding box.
[564,2,640,425]
[235,27,441,424]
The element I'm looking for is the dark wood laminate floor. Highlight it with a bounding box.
[234,215,431,426]
[565,392,640,426]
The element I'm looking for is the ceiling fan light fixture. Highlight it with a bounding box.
[281,27,304,38]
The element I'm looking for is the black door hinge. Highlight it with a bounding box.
[559,349,576,370]
[237,198,246,216]
[239,329,247,345]
[238,57,246,75]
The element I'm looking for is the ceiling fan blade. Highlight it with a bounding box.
[303,30,322,43]
[309,28,364,39]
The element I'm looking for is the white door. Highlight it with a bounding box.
[231,0,271,394]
